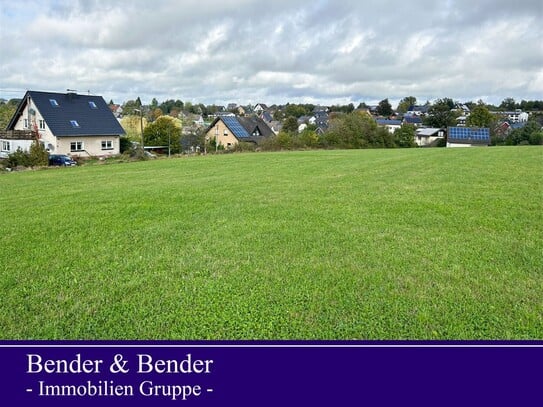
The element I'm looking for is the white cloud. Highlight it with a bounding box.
[1,0,542,106]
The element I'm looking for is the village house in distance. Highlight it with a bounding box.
[4,90,125,157]
[204,115,274,148]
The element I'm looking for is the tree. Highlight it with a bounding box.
[0,102,17,129]
[394,124,417,148]
[506,120,543,145]
[424,98,458,128]
[143,116,182,153]
[151,108,163,121]
[283,116,299,133]
[28,140,48,167]
[466,103,495,128]
[499,98,517,111]
[284,104,308,118]
[377,98,393,117]
[324,111,394,149]
[120,115,148,142]
[397,96,417,114]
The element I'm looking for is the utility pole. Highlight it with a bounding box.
[134,109,144,154]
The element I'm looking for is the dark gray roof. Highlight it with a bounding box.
[376,119,402,126]
[7,91,125,137]
[207,116,274,144]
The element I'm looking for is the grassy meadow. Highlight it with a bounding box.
[0,147,542,339]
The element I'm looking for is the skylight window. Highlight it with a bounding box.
[49,99,59,107]
[88,101,97,109]
[70,120,80,128]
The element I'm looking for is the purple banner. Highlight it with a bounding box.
[1,342,541,406]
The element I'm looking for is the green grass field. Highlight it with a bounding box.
[1,147,542,339]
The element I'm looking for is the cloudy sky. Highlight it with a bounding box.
[1,0,542,107]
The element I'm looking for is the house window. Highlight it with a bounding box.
[39,120,45,130]
[70,120,80,128]
[89,101,98,109]
[1,141,10,152]
[70,141,83,152]
[49,99,59,107]
[23,118,29,128]
[101,140,113,150]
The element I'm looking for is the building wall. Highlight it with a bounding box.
[205,120,239,148]
[0,139,34,158]
[11,97,57,151]
[56,136,120,157]
[446,142,486,148]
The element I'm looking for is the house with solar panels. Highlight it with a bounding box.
[447,127,490,147]
[205,116,274,149]
[5,90,125,157]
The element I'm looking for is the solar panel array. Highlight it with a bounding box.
[448,127,490,142]
[222,116,250,138]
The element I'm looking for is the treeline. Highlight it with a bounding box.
[498,98,543,111]
[259,112,416,151]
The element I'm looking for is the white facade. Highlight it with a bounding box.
[0,138,33,159]
[415,128,445,147]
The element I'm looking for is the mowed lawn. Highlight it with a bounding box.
[0,147,541,339]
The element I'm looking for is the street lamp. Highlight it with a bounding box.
[134,109,144,153]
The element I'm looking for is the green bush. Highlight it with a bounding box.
[28,141,48,167]
[6,147,30,168]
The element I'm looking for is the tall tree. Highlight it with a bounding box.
[143,116,182,153]
[466,103,495,128]
[499,98,517,111]
[394,124,417,147]
[397,96,417,114]
[424,98,457,128]
[283,116,299,133]
[377,98,393,117]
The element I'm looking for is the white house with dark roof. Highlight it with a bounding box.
[6,90,125,157]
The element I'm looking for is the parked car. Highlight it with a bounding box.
[48,154,77,166]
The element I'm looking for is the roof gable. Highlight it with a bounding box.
[8,91,125,137]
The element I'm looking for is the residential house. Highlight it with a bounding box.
[447,127,490,147]
[194,115,205,126]
[109,104,123,118]
[415,128,445,147]
[210,111,235,119]
[376,119,402,134]
[260,111,274,123]
[456,116,467,126]
[237,106,246,116]
[205,116,274,148]
[254,104,268,115]
[0,130,35,159]
[496,110,529,124]
[406,105,430,116]
[403,116,423,127]
[6,90,125,157]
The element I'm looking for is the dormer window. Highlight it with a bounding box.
[70,120,80,128]
[88,101,97,109]
[49,99,59,107]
